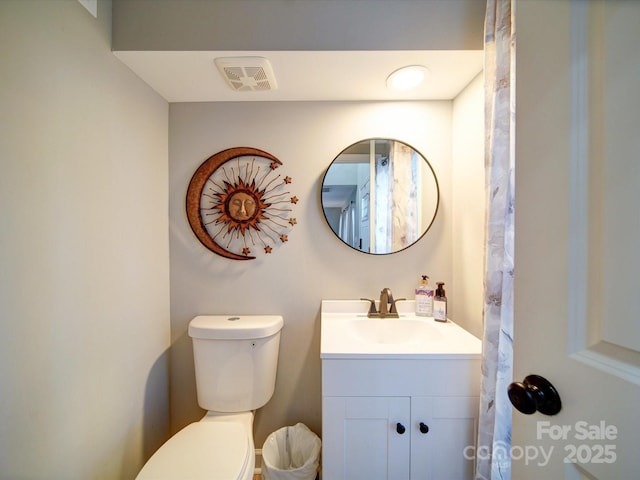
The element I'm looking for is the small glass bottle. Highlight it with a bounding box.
[433,282,447,322]
[415,275,434,317]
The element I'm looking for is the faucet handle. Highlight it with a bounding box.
[360,298,378,316]
[389,298,406,314]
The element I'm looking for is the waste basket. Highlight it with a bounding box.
[261,423,321,480]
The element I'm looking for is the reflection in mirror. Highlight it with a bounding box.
[321,139,439,254]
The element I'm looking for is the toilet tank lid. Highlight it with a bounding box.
[189,315,283,340]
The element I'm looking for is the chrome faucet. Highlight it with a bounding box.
[361,288,405,318]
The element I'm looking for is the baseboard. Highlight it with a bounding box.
[254,448,263,475]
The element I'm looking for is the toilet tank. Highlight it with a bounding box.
[188,315,283,412]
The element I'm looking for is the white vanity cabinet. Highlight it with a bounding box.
[320,301,482,479]
[321,357,481,480]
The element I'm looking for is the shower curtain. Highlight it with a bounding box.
[373,143,419,253]
[476,1,515,479]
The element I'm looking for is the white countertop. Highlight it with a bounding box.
[320,300,482,360]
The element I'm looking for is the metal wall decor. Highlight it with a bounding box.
[186,147,298,260]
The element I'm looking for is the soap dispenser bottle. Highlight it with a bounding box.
[415,275,434,317]
[433,282,447,322]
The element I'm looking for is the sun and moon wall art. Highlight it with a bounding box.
[186,147,298,260]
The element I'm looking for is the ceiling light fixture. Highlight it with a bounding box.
[386,65,429,90]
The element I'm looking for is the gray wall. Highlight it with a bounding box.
[112,0,484,51]
[452,72,485,340]
[169,97,484,446]
[0,1,171,478]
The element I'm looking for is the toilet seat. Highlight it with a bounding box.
[136,421,250,479]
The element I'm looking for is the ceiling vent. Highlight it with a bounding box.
[214,56,278,92]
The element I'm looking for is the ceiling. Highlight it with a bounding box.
[114,50,484,103]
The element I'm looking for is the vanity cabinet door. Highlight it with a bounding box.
[323,396,410,480]
[410,396,479,479]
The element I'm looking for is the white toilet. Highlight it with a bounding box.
[136,315,284,480]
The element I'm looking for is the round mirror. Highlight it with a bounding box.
[321,139,439,254]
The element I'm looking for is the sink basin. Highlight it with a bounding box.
[321,300,481,359]
[347,318,443,345]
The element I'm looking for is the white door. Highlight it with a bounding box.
[359,178,371,253]
[513,1,640,478]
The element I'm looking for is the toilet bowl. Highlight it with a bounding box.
[136,412,255,480]
[136,315,283,480]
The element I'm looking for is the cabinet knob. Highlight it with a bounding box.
[419,422,429,434]
[396,423,406,434]
[508,374,562,416]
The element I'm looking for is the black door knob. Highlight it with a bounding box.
[508,374,562,415]
[396,423,406,434]
[419,422,429,434]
